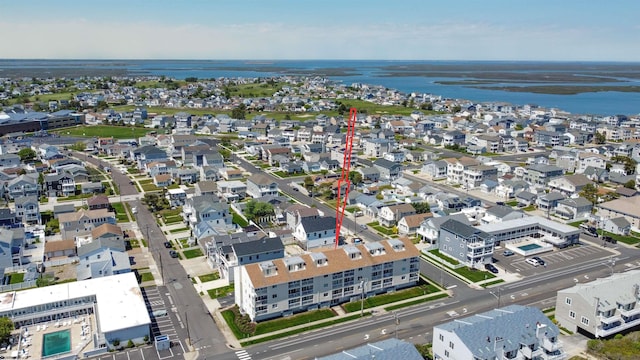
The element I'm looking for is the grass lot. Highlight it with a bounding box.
[453,267,496,283]
[585,331,640,359]
[232,210,249,227]
[111,202,130,222]
[183,248,204,259]
[254,309,335,336]
[505,200,519,207]
[227,83,284,98]
[164,216,183,225]
[169,227,189,234]
[598,230,640,245]
[140,273,154,282]
[198,273,220,283]
[52,125,151,139]
[481,279,505,288]
[241,313,369,346]
[58,193,93,202]
[208,284,234,299]
[343,280,440,312]
[366,221,395,236]
[428,249,460,266]
[141,183,161,192]
[128,239,142,248]
[568,220,587,228]
[138,179,153,184]
[523,205,536,211]
[9,273,24,284]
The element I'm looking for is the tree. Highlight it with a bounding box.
[348,171,363,186]
[580,183,598,205]
[231,103,247,120]
[413,202,431,214]
[414,343,433,359]
[185,77,198,83]
[0,317,14,343]
[243,200,274,221]
[303,176,315,191]
[420,102,433,111]
[70,141,86,151]
[625,180,636,189]
[18,148,36,162]
[594,132,606,144]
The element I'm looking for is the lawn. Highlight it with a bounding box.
[254,309,335,336]
[111,202,130,222]
[598,230,640,245]
[481,279,505,288]
[9,273,24,284]
[453,267,496,283]
[169,227,189,234]
[141,183,161,192]
[138,179,153,185]
[140,272,154,282]
[384,293,450,311]
[231,210,249,227]
[343,280,439,312]
[523,205,537,211]
[164,216,183,225]
[428,249,460,266]
[505,200,519,207]
[183,248,204,259]
[208,284,235,299]
[198,273,220,283]
[52,125,151,139]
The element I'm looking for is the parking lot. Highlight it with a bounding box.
[91,287,185,360]
[494,242,616,277]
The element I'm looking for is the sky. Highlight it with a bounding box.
[1,0,639,61]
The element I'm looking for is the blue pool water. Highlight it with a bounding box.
[42,329,71,357]
[518,243,542,251]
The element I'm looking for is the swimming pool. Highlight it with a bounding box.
[518,243,542,251]
[42,329,71,357]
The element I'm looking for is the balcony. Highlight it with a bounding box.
[520,346,543,359]
[541,338,563,352]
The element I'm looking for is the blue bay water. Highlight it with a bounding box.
[2,59,639,116]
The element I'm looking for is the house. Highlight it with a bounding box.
[516,191,538,206]
[91,223,124,242]
[603,217,631,235]
[246,173,279,198]
[43,172,76,197]
[87,195,110,210]
[523,164,564,188]
[234,238,420,321]
[14,196,40,224]
[182,195,231,231]
[373,158,402,180]
[363,138,394,157]
[554,197,593,221]
[433,305,565,360]
[44,239,77,260]
[294,216,336,250]
[216,180,247,202]
[81,182,105,194]
[132,145,167,169]
[7,174,39,199]
[481,205,525,224]
[462,165,498,190]
[76,238,130,280]
[0,228,26,275]
[166,188,187,207]
[495,179,529,199]
[445,157,480,185]
[397,213,431,235]
[153,174,172,188]
[556,270,640,338]
[356,167,380,183]
[576,152,608,174]
[421,160,448,180]
[438,219,495,268]
[194,180,218,196]
[284,204,321,231]
[317,339,423,360]
[0,208,15,227]
[378,203,416,227]
[548,174,593,195]
[53,204,75,219]
[217,236,285,282]
[59,209,117,239]
[442,130,466,146]
[536,192,566,213]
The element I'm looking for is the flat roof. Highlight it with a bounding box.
[0,273,149,334]
[478,215,581,235]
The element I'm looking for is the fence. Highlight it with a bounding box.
[0,280,37,293]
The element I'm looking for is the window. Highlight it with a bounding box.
[569,311,576,319]
[580,316,589,325]
[439,334,444,341]
[444,350,449,357]
[565,297,572,305]
[449,341,454,349]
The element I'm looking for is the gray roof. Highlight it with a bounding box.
[435,305,559,359]
[610,217,631,228]
[233,237,283,257]
[441,219,491,240]
[558,197,592,208]
[487,205,517,218]
[318,338,423,360]
[425,213,471,228]
[77,238,126,257]
[300,216,336,233]
[540,192,565,201]
[15,195,38,206]
[516,191,537,201]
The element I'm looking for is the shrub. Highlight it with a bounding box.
[127,339,134,348]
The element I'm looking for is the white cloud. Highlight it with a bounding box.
[0,20,638,61]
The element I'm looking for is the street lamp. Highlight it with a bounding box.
[394,311,399,339]
[489,287,502,308]
[360,279,368,317]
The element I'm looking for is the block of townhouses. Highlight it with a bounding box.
[555,270,640,338]
[433,305,566,360]
[235,238,420,321]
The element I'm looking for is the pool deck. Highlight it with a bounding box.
[2,315,96,359]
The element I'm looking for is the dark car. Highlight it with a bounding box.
[164,241,172,249]
[532,256,546,266]
[169,250,178,258]
[496,201,505,206]
[485,263,499,274]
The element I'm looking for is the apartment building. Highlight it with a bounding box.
[477,215,581,248]
[433,305,565,360]
[438,219,495,269]
[235,238,420,321]
[556,270,640,338]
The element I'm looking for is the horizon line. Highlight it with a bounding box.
[1,58,640,63]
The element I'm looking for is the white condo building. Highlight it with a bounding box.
[235,238,421,321]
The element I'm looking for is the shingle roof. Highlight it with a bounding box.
[318,338,423,360]
[441,219,491,240]
[300,217,336,233]
[233,237,284,257]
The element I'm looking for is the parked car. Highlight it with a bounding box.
[485,263,499,274]
[496,201,505,206]
[164,241,172,249]
[526,258,540,266]
[532,256,546,266]
[503,250,515,256]
[169,250,178,258]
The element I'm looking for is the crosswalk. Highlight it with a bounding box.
[236,350,252,360]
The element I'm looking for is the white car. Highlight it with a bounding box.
[526,258,540,266]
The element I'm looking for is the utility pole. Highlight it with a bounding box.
[394,311,399,339]
[360,280,366,317]
[185,308,191,346]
